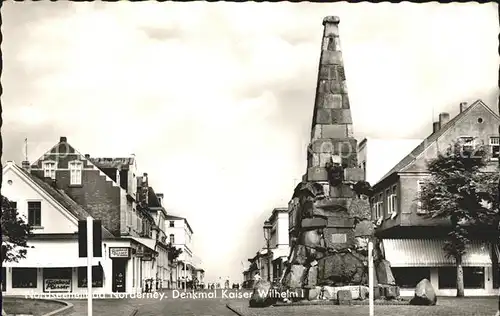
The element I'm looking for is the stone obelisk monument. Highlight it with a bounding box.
[278,16,397,303]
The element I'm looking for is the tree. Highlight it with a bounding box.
[418,139,499,297]
[166,242,182,261]
[1,196,33,263]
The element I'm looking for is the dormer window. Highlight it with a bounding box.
[43,161,56,179]
[69,161,83,185]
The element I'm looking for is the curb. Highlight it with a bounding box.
[41,300,74,316]
[226,304,247,316]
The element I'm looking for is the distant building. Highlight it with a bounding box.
[165,215,194,289]
[266,208,290,282]
[370,100,500,296]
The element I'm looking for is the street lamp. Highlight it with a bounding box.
[263,220,272,282]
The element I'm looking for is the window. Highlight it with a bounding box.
[392,267,431,288]
[490,137,500,160]
[43,161,56,179]
[77,266,103,287]
[416,180,427,214]
[387,185,398,216]
[43,268,72,292]
[373,194,383,219]
[169,221,175,228]
[27,201,41,226]
[12,268,37,288]
[170,234,175,244]
[2,267,6,291]
[458,136,475,154]
[69,161,83,185]
[438,267,485,289]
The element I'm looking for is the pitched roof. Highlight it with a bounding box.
[89,157,135,170]
[379,100,500,182]
[15,166,114,239]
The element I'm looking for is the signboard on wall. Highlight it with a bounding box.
[109,247,131,259]
[331,233,347,244]
[135,245,144,258]
[44,279,71,292]
[141,249,153,261]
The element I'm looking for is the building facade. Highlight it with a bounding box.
[369,100,500,296]
[165,215,194,289]
[2,161,156,295]
[267,208,290,283]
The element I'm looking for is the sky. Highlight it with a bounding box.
[2,2,498,283]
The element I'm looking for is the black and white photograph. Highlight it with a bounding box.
[1,2,499,316]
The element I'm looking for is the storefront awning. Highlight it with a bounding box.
[383,239,492,267]
[131,237,156,253]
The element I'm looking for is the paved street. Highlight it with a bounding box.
[67,290,251,316]
[228,297,498,316]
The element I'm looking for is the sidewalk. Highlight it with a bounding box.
[227,297,498,316]
[65,299,137,316]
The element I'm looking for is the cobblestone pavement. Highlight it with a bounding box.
[66,299,137,316]
[227,297,498,316]
[134,289,251,316]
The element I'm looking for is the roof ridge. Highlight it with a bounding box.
[376,99,497,184]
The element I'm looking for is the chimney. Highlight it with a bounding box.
[138,173,149,206]
[459,102,468,113]
[60,136,67,143]
[156,193,164,206]
[438,113,450,129]
[84,154,90,159]
[432,122,440,133]
[21,160,31,171]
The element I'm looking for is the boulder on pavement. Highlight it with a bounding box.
[249,280,276,308]
[409,278,437,306]
[306,286,323,300]
[337,289,352,305]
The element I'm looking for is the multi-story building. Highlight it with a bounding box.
[369,100,500,296]
[3,136,163,294]
[2,161,121,295]
[266,208,290,283]
[165,215,194,289]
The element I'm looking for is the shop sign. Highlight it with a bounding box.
[135,245,144,258]
[141,248,153,261]
[44,279,71,292]
[109,247,131,259]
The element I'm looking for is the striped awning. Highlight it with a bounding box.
[383,239,492,267]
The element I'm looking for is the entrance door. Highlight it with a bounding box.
[112,259,126,293]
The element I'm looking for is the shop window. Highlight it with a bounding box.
[77,266,103,288]
[1,267,6,291]
[392,267,431,288]
[43,268,72,292]
[12,268,37,288]
[438,267,485,289]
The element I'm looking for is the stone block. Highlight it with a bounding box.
[410,279,437,306]
[305,266,318,288]
[323,23,339,36]
[359,286,369,300]
[384,285,400,299]
[354,219,374,237]
[330,184,356,198]
[341,81,348,94]
[311,153,320,168]
[318,252,366,285]
[321,125,348,138]
[342,94,350,108]
[318,153,331,167]
[376,259,396,285]
[349,199,372,222]
[307,167,329,182]
[344,168,364,182]
[311,138,357,154]
[315,108,332,124]
[331,110,352,124]
[337,290,352,305]
[312,126,322,141]
[320,50,343,65]
[323,228,355,250]
[318,65,339,80]
[318,80,342,94]
[322,94,343,109]
[346,124,353,137]
[306,287,322,300]
[342,154,358,168]
[290,245,308,265]
[249,280,275,307]
[326,216,355,228]
[327,36,341,51]
[284,265,307,288]
[301,217,328,230]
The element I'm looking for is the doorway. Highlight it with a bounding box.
[112,259,127,293]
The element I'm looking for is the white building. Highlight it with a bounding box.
[357,137,424,185]
[1,161,157,295]
[165,215,194,289]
